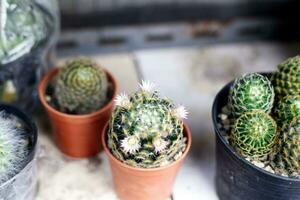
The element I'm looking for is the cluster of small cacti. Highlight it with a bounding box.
[0,0,48,64]
[54,59,108,114]
[227,55,300,176]
[107,81,188,168]
[0,111,28,184]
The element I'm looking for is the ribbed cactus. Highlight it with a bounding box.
[54,59,108,114]
[0,0,48,64]
[107,81,188,168]
[271,56,300,99]
[276,117,300,176]
[273,95,300,128]
[231,111,278,161]
[229,73,274,117]
[0,111,27,184]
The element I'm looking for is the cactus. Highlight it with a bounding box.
[107,81,188,168]
[271,56,300,99]
[229,73,274,117]
[231,111,278,161]
[273,95,300,128]
[0,111,28,184]
[54,59,108,114]
[0,0,49,64]
[274,117,300,176]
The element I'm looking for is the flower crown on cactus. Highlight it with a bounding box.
[0,111,28,184]
[229,73,274,117]
[54,58,108,114]
[271,56,300,99]
[107,81,188,168]
[231,111,278,161]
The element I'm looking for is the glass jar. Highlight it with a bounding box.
[0,0,59,113]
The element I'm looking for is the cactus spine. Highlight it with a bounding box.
[229,73,274,117]
[271,56,300,99]
[276,117,300,176]
[273,95,300,128]
[107,81,188,168]
[54,59,108,114]
[231,111,277,161]
[0,111,28,184]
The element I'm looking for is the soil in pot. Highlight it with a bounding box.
[39,68,118,158]
[102,122,192,200]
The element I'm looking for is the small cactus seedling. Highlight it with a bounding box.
[277,117,300,176]
[54,59,108,114]
[273,95,300,128]
[229,73,274,117]
[0,111,27,184]
[271,56,300,99]
[107,81,188,168]
[231,111,277,161]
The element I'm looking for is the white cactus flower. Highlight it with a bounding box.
[152,137,168,154]
[115,92,131,108]
[120,135,140,154]
[172,105,188,119]
[139,80,156,93]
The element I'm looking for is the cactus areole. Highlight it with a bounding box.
[107,81,188,168]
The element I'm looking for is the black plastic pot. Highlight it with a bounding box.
[0,104,38,199]
[212,79,300,200]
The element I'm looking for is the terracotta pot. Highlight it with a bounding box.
[102,122,192,200]
[39,68,118,158]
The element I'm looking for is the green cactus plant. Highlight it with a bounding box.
[0,0,49,64]
[229,73,274,117]
[273,95,300,128]
[274,117,300,176]
[107,81,188,168]
[271,56,300,99]
[0,111,27,183]
[54,59,108,114]
[231,111,278,161]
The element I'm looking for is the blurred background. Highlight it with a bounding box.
[35,0,300,199]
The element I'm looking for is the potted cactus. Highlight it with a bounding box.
[0,104,38,200]
[38,58,118,158]
[212,56,300,200]
[102,81,192,200]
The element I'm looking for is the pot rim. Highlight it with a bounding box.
[38,68,118,119]
[0,103,37,187]
[212,74,300,182]
[102,121,192,172]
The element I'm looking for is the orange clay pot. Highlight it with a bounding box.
[39,68,118,158]
[102,122,192,200]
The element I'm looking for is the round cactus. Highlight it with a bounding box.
[273,95,300,128]
[231,111,278,160]
[277,117,300,176]
[271,56,300,99]
[54,59,108,114]
[0,111,28,183]
[229,73,274,117]
[107,81,188,168]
